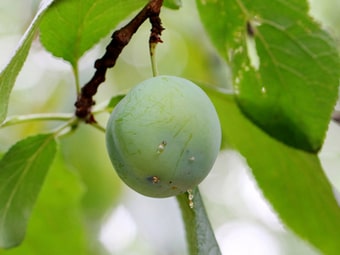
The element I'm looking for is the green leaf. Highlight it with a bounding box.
[0,0,55,124]
[208,90,340,255]
[196,0,340,152]
[106,95,125,112]
[164,0,182,9]
[0,152,88,255]
[0,134,57,249]
[176,188,221,255]
[61,125,123,251]
[107,94,125,112]
[39,0,146,67]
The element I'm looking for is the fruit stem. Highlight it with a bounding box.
[150,42,159,77]
[176,187,222,255]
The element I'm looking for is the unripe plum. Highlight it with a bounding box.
[106,75,221,198]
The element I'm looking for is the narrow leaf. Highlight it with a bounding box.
[196,0,340,152]
[176,188,222,255]
[39,0,145,67]
[0,0,55,124]
[0,134,57,248]
[208,90,340,255]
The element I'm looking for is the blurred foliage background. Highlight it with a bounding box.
[0,0,340,254]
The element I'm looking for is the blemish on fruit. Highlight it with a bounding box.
[187,189,194,209]
[147,176,160,184]
[188,156,195,162]
[156,140,167,154]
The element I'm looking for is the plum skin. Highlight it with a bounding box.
[106,75,221,198]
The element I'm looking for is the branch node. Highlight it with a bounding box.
[74,0,164,121]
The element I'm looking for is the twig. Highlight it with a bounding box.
[149,9,165,76]
[149,13,164,77]
[75,0,164,122]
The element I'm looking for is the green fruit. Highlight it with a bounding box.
[106,75,221,198]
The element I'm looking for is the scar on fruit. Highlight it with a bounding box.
[187,189,194,209]
[148,176,160,184]
[156,140,167,154]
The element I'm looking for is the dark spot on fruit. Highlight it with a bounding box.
[147,176,160,184]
